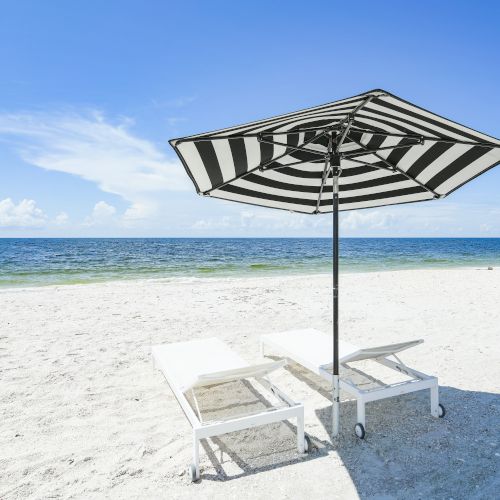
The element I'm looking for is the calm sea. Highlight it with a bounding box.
[0,238,499,288]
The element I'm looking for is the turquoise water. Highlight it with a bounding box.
[0,238,499,288]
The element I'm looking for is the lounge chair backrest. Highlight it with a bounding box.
[338,339,424,364]
[193,359,287,388]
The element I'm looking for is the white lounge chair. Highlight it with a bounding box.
[261,329,445,439]
[152,337,308,481]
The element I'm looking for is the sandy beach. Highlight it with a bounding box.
[1,268,499,499]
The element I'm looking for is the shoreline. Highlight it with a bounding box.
[0,264,498,292]
[2,238,500,291]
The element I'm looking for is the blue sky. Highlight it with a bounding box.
[0,0,498,237]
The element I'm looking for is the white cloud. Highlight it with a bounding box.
[239,210,310,230]
[192,215,232,230]
[93,201,116,218]
[0,110,189,225]
[0,198,47,228]
[340,210,396,231]
[193,201,500,237]
[192,208,332,235]
[0,107,497,237]
[83,201,117,226]
[54,211,69,225]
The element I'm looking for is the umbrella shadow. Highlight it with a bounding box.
[195,379,329,482]
[279,358,499,497]
[312,385,500,499]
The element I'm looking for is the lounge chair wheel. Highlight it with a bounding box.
[354,423,366,439]
[304,435,311,453]
[438,404,446,418]
[188,463,199,482]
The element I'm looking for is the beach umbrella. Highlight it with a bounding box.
[169,89,500,437]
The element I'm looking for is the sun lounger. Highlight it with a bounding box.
[152,337,308,481]
[261,329,445,439]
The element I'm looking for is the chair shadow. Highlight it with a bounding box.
[279,358,500,498]
[193,355,499,497]
[314,386,500,499]
[196,379,329,482]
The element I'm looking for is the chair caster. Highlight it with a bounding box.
[438,404,446,418]
[188,463,199,482]
[304,434,312,453]
[354,423,366,439]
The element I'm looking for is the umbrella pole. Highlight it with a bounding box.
[332,162,340,437]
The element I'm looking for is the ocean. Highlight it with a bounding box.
[0,238,499,288]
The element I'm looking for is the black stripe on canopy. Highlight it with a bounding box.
[170,89,500,213]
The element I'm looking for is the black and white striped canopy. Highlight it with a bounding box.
[170,90,500,213]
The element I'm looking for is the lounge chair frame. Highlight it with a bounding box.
[261,330,443,437]
[152,340,306,481]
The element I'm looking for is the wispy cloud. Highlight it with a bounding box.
[0,110,190,224]
[165,117,188,127]
[192,208,332,235]
[151,96,197,109]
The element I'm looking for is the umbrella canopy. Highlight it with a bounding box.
[170,90,500,213]
[169,89,500,438]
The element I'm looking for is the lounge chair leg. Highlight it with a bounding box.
[190,432,200,481]
[357,398,366,428]
[297,412,305,453]
[430,384,439,418]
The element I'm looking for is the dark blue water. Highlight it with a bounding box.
[0,238,499,288]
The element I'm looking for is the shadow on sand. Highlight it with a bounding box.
[195,379,328,482]
[198,360,499,499]
[313,385,499,499]
[287,353,500,500]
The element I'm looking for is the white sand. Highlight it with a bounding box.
[1,269,499,499]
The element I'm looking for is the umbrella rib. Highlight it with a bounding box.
[349,127,424,141]
[335,119,354,154]
[176,95,379,145]
[313,95,377,212]
[175,125,342,143]
[343,157,395,172]
[347,94,378,119]
[347,136,400,171]
[349,127,499,148]
[264,158,324,171]
[259,122,345,135]
[258,130,329,169]
[414,137,498,147]
[314,96,386,214]
[315,135,334,213]
[343,140,422,158]
[258,139,326,158]
[333,94,377,157]
[347,134,441,198]
[330,95,377,153]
